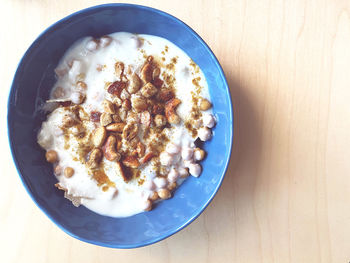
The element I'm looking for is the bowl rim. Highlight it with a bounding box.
[7,3,234,249]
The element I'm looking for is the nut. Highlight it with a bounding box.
[158,189,171,199]
[112,97,123,107]
[152,67,160,79]
[92,126,107,147]
[103,135,121,161]
[100,112,112,126]
[64,167,75,178]
[199,98,212,111]
[106,123,125,132]
[122,123,138,141]
[140,111,151,128]
[127,73,141,94]
[122,99,131,110]
[87,148,103,169]
[152,77,164,89]
[120,89,130,100]
[152,104,164,115]
[118,108,128,121]
[165,98,181,124]
[122,155,140,168]
[136,142,145,157]
[78,108,89,121]
[158,89,174,102]
[112,114,121,123]
[140,63,152,83]
[140,82,158,98]
[62,114,77,128]
[115,62,124,78]
[154,114,167,127]
[126,111,139,123]
[45,150,58,163]
[102,99,115,114]
[131,96,148,112]
[107,81,127,97]
[128,137,139,148]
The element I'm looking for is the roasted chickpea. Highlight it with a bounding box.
[64,167,75,178]
[158,188,171,199]
[45,150,58,163]
[199,98,212,111]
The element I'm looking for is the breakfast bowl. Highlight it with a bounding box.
[7,4,233,248]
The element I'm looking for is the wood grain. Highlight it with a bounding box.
[1,0,350,262]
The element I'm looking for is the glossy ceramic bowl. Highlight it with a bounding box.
[7,4,233,248]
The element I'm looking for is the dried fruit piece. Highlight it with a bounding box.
[92,126,107,147]
[116,161,132,182]
[122,155,140,168]
[107,81,127,97]
[152,77,164,89]
[90,111,101,122]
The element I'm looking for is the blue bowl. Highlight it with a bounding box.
[7,4,233,248]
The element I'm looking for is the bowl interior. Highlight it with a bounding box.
[7,4,232,248]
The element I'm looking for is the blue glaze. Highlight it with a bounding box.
[7,4,233,248]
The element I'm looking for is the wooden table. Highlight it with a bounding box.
[1,0,350,262]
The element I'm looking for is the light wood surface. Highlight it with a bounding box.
[1,0,350,262]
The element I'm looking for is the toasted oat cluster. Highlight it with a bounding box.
[37,32,216,217]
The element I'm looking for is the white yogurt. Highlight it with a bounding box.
[38,32,214,217]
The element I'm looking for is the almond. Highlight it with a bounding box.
[106,123,125,132]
